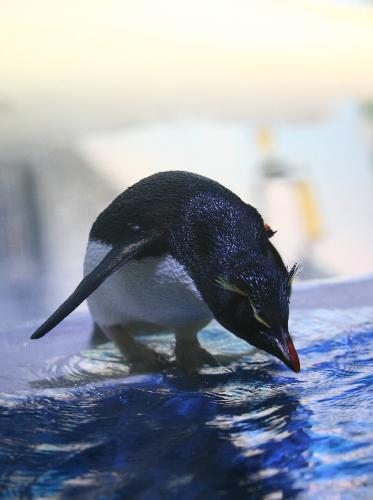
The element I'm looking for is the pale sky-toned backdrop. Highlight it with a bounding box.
[1,0,373,141]
[0,0,372,283]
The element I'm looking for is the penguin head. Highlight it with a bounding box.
[211,262,301,372]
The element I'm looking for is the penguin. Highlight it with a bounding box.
[31,171,300,373]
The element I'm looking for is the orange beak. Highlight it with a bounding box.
[275,330,300,373]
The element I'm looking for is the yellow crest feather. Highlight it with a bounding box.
[288,263,303,287]
[247,297,271,329]
[215,277,247,297]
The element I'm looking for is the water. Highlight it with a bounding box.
[0,305,373,499]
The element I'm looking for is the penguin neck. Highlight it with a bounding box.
[173,249,252,313]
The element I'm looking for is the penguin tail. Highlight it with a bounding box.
[30,232,162,339]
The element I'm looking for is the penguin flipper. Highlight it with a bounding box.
[30,231,163,339]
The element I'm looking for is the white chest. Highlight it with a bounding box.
[83,240,213,330]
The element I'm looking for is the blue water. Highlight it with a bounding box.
[0,307,373,499]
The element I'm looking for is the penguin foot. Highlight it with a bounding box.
[103,325,173,373]
[175,340,220,374]
[129,348,172,373]
[123,342,173,373]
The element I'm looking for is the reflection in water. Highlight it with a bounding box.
[0,367,308,498]
[0,308,372,498]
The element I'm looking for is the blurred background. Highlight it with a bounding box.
[1,0,373,326]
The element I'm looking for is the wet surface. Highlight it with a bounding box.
[1,288,373,498]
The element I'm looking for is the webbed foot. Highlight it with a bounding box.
[175,339,220,374]
[102,324,173,373]
[128,344,173,373]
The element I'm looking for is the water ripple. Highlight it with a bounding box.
[0,308,373,498]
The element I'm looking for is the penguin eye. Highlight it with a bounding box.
[247,296,271,329]
[216,277,271,329]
